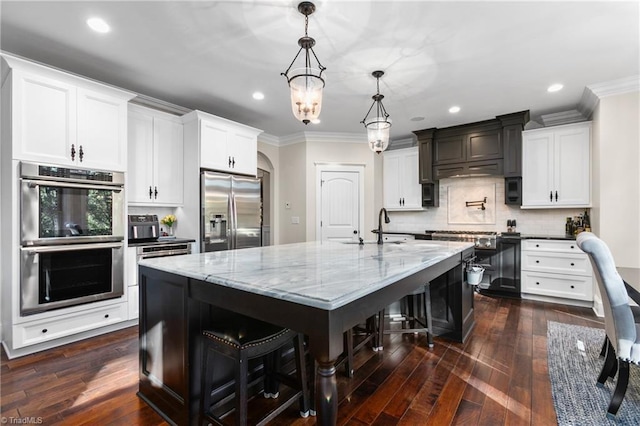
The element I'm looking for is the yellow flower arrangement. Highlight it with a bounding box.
[161,214,177,228]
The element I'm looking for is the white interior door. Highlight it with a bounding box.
[318,169,362,242]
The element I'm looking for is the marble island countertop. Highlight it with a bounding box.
[139,239,473,311]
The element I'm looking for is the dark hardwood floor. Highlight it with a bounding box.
[1,293,604,425]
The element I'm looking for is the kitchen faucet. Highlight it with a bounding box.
[377,208,390,244]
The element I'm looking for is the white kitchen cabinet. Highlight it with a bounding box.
[128,105,184,205]
[126,247,139,320]
[3,54,134,171]
[11,302,128,349]
[522,122,591,208]
[183,110,262,176]
[521,239,593,303]
[383,147,423,210]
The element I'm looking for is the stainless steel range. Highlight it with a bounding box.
[429,230,498,250]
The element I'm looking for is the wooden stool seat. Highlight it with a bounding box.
[199,312,309,425]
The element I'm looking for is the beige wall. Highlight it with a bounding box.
[304,140,379,241]
[591,90,640,267]
[262,136,382,245]
[277,142,307,244]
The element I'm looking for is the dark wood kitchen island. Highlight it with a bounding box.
[137,240,474,425]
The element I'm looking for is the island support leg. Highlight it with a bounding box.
[316,360,338,425]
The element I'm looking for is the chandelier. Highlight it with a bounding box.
[361,70,392,154]
[281,2,326,125]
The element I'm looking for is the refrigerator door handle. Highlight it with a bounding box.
[229,194,236,250]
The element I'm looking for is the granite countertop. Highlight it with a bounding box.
[138,240,473,311]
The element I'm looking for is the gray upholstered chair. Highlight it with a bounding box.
[577,232,640,418]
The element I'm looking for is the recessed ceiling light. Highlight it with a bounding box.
[449,106,461,113]
[87,17,110,34]
[410,116,425,122]
[547,83,564,93]
[252,92,265,100]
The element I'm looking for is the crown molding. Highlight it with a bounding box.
[540,109,587,127]
[130,94,191,116]
[257,133,280,146]
[579,75,640,118]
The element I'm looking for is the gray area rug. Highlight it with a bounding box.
[547,321,640,425]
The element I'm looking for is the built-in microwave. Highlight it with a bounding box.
[20,162,125,246]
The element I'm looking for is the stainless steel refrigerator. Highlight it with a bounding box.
[201,171,261,252]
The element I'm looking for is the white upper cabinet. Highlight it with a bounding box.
[522,122,591,208]
[3,54,134,171]
[383,147,423,210]
[183,110,262,176]
[128,105,184,205]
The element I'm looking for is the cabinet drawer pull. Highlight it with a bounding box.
[570,262,575,266]
[42,328,48,333]
[536,244,540,247]
[535,260,540,263]
[105,314,109,319]
[570,245,575,249]
[570,285,575,289]
[536,282,540,285]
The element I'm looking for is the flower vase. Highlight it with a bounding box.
[168,226,174,236]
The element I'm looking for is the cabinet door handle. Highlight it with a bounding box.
[232,157,236,167]
[550,191,553,202]
[71,144,76,161]
[149,186,153,199]
[79,145,84,162]
[555,191,558,202]
[154,186,158,199]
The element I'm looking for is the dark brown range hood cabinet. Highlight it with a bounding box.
[413,110,529,206]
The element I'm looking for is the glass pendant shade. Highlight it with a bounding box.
[366,118,392,153]
[289,67,324,124]
[282,2,326,125]
[361,70,392,154]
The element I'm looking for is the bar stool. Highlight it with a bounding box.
[199,312,310,426]
[339,312,384,377]
[380,284,434,348]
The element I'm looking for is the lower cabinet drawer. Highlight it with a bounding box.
[13,302,128,349]
[521,251,592,275]
[522,271,593,301]
[521,239,581,253]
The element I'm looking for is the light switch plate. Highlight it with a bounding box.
[291,216,300,224]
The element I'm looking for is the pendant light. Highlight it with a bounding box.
[361,70,392,154]
[281,2,326,125]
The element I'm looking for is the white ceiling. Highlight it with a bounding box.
[1,1,638,142]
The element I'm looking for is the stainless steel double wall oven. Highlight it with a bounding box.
[20,162,125,315]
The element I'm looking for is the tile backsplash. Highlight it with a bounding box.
[386,177,586,236]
